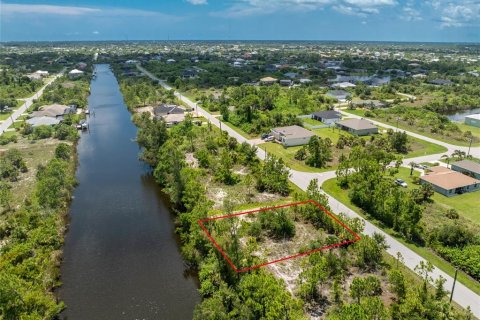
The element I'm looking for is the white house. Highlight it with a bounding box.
[271,125,315,147]
[68,69,84,79]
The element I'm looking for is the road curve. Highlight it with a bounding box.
[137,64,480,318]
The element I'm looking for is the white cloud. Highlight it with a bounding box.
[402,6,422,21]
[433,0,480,27]
[1,3,101,15]
[1,3,181,20]
[92,31,100,35]
[213,0,395,18]
[187,0,208,4]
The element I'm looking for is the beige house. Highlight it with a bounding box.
[420,166,480,197]
[271,125,315,147]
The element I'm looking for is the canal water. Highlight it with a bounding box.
[59,64,199,319]
[446,107,480,122]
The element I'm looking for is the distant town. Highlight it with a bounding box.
[1,40,479,320]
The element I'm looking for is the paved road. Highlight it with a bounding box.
[137,64,480,317]
[0,72,64,135]
[339,110,480,159]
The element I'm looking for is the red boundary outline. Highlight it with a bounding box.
[198,199,361,273]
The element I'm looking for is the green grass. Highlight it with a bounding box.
[322,176,480,296]
[257,142,334,173]
[303,118,325,126]
[313,126,348,142]
[455,122,480,139]
[432,191,480,225]
[406,136,448,158]
[223,121,258,139]
[343,110,480,147]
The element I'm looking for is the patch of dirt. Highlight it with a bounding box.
[185,152,198,168]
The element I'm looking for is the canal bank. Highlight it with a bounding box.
[59,64,199,319]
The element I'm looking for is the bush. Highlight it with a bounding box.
[55,143,71,160]
[55,124,79,141]
[0,134,17,145]
[259,209,295,239]
[32,125,53,139]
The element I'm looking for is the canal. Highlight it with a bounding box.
[59,64,199,319]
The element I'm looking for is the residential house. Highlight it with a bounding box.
[331,82,356,89]
[428,79,453,86]
[336,118,378,136]
[465,114,480,128]
[68,69,84,79]
[31,104,76,119]
[271,125,315,147]
[26,116,61,127]
[326,90,351,102]
[352,100,387,108]
[182,69,197,79]
[279,79,293,87]
[420,166,480,197]
[260,77,278,85]
[299,78,312,84]
[311,110,342,125]
[284,72,300,79]
[153,104,184,120]
[166,59,176,64]
[451,160,480,179]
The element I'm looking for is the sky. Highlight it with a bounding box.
[0,0,479,42]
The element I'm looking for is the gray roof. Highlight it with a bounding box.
[272,125,315,139]
[312,110,342,119]
[26,116,61,127]
[154,104,184,117]
[32,104,74,118]
[337,118,377,130]
[452,160,480,175]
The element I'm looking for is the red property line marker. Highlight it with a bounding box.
[197,199,361,273]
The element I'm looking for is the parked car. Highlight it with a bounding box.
[264,136,274,142]
[395,178,408,188]
[261,133,270,140]
[415,163,428,170]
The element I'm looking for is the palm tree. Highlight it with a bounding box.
[409,161,416,176]
[441,154,450,168]
[451,150,466,161]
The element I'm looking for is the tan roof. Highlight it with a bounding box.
[452,160,480,175]
[421,166,480,190]
[163,113,185,123]
[272,125,315,139]
[337,118,377,130]
[260,76,277,82]
[32,104,70,118]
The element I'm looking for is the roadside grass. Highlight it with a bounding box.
[407,136,448,158]
[322,176,480,296]
[223,121,258,139]
[431,192,480,225]
[343,110,480,147]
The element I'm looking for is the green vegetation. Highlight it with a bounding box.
[431,192,480,224]
[344,106,479,146]
[0,139,77,318]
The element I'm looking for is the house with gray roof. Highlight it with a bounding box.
[26,116,61,127]
[271,125,315,147]
[451,160,480,179]
[336,118,378,136]
[326,90,351,102]
[311,110,342,125]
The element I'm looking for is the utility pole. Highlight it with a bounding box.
[450,268,458,304]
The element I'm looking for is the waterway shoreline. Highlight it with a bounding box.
[58,64,199,320]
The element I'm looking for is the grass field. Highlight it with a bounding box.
[432,191,480,225]
[302,117,325,126]
[257,142,332,173]
[322,175,480,295]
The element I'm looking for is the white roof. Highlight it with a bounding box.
[69,69,84,74]
[26,116,61,127]
[332,82,356,88]
[465,114,480,120]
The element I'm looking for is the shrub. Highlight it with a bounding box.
[55,143,71,160]
[32,125,53,139]
[55,124,79,141]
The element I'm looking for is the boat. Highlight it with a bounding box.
[76,119,88,130]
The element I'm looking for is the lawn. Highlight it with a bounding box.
[343,110,480,147]
[455,122,480,140]
[432,191,480,225]
[406,136,448,158]
[302,117,325,126]
[257,142,333,173]
[322,176,480,295]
